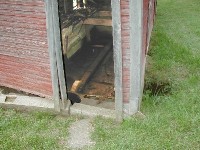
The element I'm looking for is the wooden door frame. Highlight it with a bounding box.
[44,0,68,112]
[45,0,143,119]
[111,0,143,118]
[111,0,123,121]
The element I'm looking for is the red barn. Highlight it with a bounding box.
[0,0,156,119]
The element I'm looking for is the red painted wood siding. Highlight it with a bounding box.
[0,0,53,98]
[121,0,130,103]
[142,0,156,58]
[148,0,156,44]
[142,0,149,59]
[142,0,156,71]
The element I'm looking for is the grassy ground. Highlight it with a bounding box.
[0,109,76,150]
[0,0,200,149]
[92,0,200,149]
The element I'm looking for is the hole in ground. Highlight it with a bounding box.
[144,81,172,96]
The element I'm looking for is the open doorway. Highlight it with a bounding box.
[58,0,114,109]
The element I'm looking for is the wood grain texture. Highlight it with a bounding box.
[0,0,53,98]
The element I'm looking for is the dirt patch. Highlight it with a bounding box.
[83,52,115,102]
[65,43,115,103]
[0,86,24,95]
[5,95,17,103]
[0,86,37,97]
[67,118,95,149]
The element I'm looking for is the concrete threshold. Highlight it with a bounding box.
[0,94,116,119]
[70,103,115,119]
[0,94,54,112]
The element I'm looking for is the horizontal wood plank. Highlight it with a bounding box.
[98,11,112,17]
[83,18,112,26]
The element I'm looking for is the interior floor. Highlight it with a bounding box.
[64,36,114,103]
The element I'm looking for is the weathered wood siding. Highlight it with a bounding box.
[142,0,156,58]
[141,0,156,80]
[120,0,156,104]
[121,0,130,103]
[0,0,53,98]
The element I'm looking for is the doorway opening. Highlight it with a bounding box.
[58,0,114,109]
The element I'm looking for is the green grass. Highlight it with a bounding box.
[92,0,200,149]
[0,1,200,149]
[0,109,75,150]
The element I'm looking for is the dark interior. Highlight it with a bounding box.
[58,0,114,108]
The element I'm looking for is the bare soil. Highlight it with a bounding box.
[83,52,114,101]
[65,43,115,102]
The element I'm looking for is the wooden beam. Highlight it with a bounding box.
[45,0,69,111]
[129,0,143,114]
[51,0,68,110]
[44,0,61,112]
[98,11,112,17]
[111,0,123,121]
[83,18,112,26]
[72,42,112,93]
